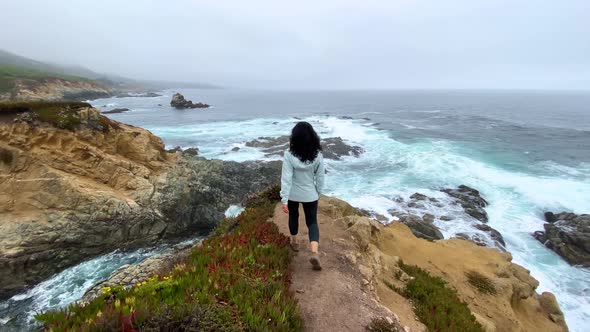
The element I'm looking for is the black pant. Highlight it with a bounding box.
[288,200,319,242]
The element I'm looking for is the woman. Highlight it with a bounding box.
[280,121,325,271]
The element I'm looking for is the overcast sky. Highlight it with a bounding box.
[1,0,588,89]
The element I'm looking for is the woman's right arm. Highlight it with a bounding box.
[280,152,293,205]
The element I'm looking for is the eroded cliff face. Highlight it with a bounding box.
[316,197,569,332]
[0,107,280,299]
[2,77,112,101]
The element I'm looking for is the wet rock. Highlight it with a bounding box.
[81,244,195,303]
[441,185,489,222]
[101,108,130,114]
[182,147,199,157]
[244,135,364,160]
[231,147,240,152]
[396,214,444,241]
[166,146,199,156]
[170,92,209,109]
[474,223,506,248]
[422,213,435,223]
[534,211,590,266]
[410,193,427,201]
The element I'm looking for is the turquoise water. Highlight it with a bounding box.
[2,89,589,331]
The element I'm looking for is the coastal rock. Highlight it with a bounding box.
[116,92,162,98]
[170,92,209,109]
[441,185,489,222]
[534,211,590,266]
[0,107,279,300]
[5,77,112,101]
[101,108,130,114]
[244,135,364,160]
[166,146,199,157]
[396,214,444,241]
[304,197,569,332]
[81,243,196,303]
[389,188,505,250]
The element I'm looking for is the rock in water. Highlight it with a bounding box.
[534,212,590,266]
[397,214,444,241]
[441,185,489,222]
[101,108,130,114]
[170,93,209,109]
[244,135,364,160]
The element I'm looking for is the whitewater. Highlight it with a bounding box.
[1,89,588,331]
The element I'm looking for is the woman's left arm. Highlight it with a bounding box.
[315,153,325,195]
[280,152,293,208]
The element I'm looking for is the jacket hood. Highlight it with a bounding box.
[285,150,322,170]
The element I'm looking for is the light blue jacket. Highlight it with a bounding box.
[280,150,325,204]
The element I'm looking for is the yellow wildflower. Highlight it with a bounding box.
[114,299,121,308]
[101,286,111,294]
[96,310,102,318]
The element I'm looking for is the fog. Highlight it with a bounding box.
[1,0,588,89]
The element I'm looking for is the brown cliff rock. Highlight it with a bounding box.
[0,105,280,300]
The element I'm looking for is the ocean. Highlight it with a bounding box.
[2,89,589,331]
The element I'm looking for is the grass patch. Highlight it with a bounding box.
[0,148,13,165]
[465,271,496,295]
[36,185,303,331]
[387,261,484,332]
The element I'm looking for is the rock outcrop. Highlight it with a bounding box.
[5,77,112,101]
[101,108,130,114]
[170,93,209,109]
[80,241,196,303]
[385,185,505,250]
[310,197,568,332]
[0,106,279,300]
[534,211,590,266]
[245,135,364,160]
[441,185,489,222]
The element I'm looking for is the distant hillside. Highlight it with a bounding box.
[0,49,220,101]
[0,64,113,101]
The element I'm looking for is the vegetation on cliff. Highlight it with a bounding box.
[0,101,119,131]
[35,186,303,331]
[386,261,484,332]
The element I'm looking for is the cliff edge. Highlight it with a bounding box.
[272,196,568,332]
[0,103,280,300]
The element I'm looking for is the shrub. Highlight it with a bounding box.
[387,261,484,332]
[36,185,303,331]
[366,317,399,332]
[465,271,496,295]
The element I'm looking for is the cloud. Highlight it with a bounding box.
[1,0,588,89]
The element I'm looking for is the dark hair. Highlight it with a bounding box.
[289,121,322,162]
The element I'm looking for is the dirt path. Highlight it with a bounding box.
[271,202,405,332]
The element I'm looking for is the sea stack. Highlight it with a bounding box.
[170,92,209,109]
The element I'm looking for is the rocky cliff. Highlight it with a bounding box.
[316,197,569,332]
[0,104,280,300]
[1,76,112,101]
